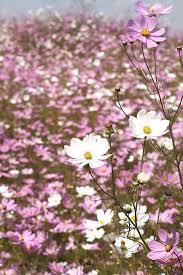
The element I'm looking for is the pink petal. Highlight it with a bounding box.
[148,241,165,251]
[147,17,157,31]
[146,38,158,48]
[151,36,166,42]
[158,229,168,242]
[136,1,149,16]
[151,28,165,36]
[147,250,167,260]
[160,6,173,15]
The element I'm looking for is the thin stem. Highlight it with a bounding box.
[108,135,116,198]
[141,43,166,117]
[108,135,149,251]
[178,50,183,72]
[141,137,146,172]
[115,89,129,119]
[174,252,183,271]
[88,167,114,199]
[153,48,158,86]
[171,93,183,125]
[142,44,183,188]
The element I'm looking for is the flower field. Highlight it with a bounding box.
[0,2,183,274]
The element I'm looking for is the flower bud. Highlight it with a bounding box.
[104,123,115,136]
[123,204,132,213]
[177,46,182,52]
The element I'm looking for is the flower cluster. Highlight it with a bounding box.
[0,0,182,274]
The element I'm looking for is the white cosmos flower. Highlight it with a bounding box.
[96,209,114,226]
[129,109,169,139]
[84,209,114,230]
[160,137,173,150]
[47,193,62,207]
[64,133,111,168]
[118,204,149,238]
[137,171,151,183]
[76,186,96,197]
[0,185,13,198]
[85,228,105,242]
[115,235,139,258]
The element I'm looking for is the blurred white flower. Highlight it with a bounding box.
[96,209,114,227]
[87,270,99,275]
[0,185,13,198]
[137,171,151,183]
[115,235,139,258]
[76,186,96,197]
[85,228,105,242]
[118,204,149,238]
[47,193,62,208]
[84,209,114,230]
[129,109,169,139]
[160,137,173,150]
[64,133,110,168]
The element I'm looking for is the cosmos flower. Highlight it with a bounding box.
[85,228,105,242]
[136,1,173,17]
[76,186,96,197]
[137,171,151,183]
[64,133,111,168]
[84,209,114,230]
[129,109,169,139]
[47,193,62,208]
[118,204,149,238]
[115,235,139,258]
[147,229,179,261]
[128,15,166,48]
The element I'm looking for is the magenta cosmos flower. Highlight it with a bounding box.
[128,15,166,48]
[136,1,173,17]
[147,229,179,261]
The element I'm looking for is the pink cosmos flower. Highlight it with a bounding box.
[128,15,166,48]
[147,229,179,261]
[136,1,173,17]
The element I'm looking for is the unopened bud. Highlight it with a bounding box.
[177,46,182,52]
[123,204,132,213]
[104,123,115,136]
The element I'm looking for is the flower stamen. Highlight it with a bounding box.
[143,126,152,135]
[165,243,172,252]
[141,28,151,37]
[84,151,92,160]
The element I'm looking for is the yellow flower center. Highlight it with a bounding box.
[99,220,104,225]
[101,167,107,173]
[121,240,126,249]
[141,28,151,37]
[84,151,92,160]
[131,215,136,222]
[143,126,152,135]
[165,244,172,252]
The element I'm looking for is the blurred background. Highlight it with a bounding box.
[0,0,182,29]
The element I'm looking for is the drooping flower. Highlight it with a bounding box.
[129,109,169,139]
[64,133,111,168]
[115,235,139,258]
[147,229,179,261]
[136,1,173,17]
[128,15,166,48]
